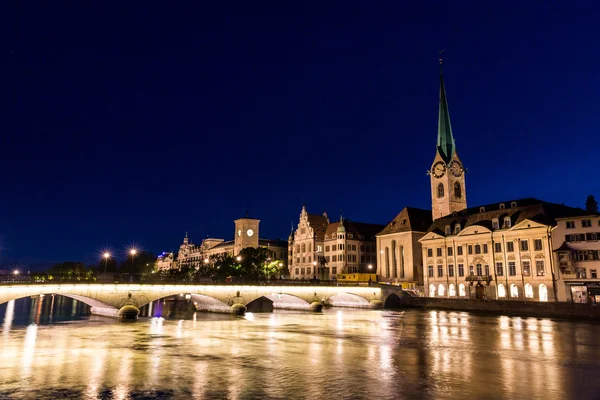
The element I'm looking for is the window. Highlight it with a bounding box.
[448,264,455,277]
[504,217,512,228]
[507,242,514,252]
[483,244,488,254]
[496,262,504,276]
[325,246,330,252]
[308,243,312,252]
[469,265,474,276]
[539,284,548,302]
[296,245,300,253]
[437,265,444,277]
[494,243,502,253]
[428,266,434,277]
[437,183,445,198]
[536,260,545,276]
[296,258,300,264]
[522,261,531,276]
[587,233,598,241]
[485,265,490,276]
[566,221,575,229]
[449,284,456,296]
[498,284,506,297]
[307,267,311,275]
[520,240,529,251]
[534,239,543,251]
[459,284,466,296]
[457,246,463,256]
[326,256,330,262]
[332,244,336,251]
[429,284,436,297]
[295,268,299,275]
[332,267,337,275]
[525,284,533,298]
[447,247,453,256]
[458,264,465,277]
[509,262,516,276]
[332,255,337,262]
[438,284,445,296]
[476,264,482,276]
[302,244,306,253]
[582,219,592,228]
[454,224,461,234]
[427,248,433,258]
[301,268,305,275]
[468,245,473,255]
[308,256,311,263]
[475,244,481,254]
[492,219,499,230]
[510,284,518,298]
[302,257,306,263]
[436,248,443,257]
[445,225,451,235]
[592,270,598,279]
[317,245,322,252]
[454,182,462,199]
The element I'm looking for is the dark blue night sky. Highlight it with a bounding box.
[3,2,600,266]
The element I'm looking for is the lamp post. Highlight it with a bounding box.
[103,252,111,274]
[313,260,317,281]
[129,249,138,281]
[368,264,373,284]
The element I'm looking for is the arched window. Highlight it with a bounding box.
[301,244,306,253]
[449,284,456,297]
[385,247,390,277]
[498,283,506,298]
[525,283,533,298]
[438,284,445,296]
[391,240,397,278]
[510,284,519,298]
[308,243,312,253]
[429,284,436,297]
[459,283,466,297]
[437,183,445,198]
[539,284,548,302]
[454,182,462,199]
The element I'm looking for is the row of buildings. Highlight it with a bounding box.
[156,62,599,304]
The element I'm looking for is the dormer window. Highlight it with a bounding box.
[492,218,499,230]
[454,224,461,234]
[479,207,486,213]
[499,203,505,210]
[511,201,517,208]
[445,225,451,235]
[504,217,512,228]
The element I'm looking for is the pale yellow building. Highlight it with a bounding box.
[375,207,432,288]
[552,196,600,302]
[288,206,383,280]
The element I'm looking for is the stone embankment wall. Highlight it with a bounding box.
[404,297,600,319]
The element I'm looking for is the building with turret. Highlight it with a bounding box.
[158,217,287,271]
[288,206,383,280]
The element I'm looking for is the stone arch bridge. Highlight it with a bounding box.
[0,283,407,318]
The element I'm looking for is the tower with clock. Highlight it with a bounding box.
[233,217,260,255]
[428,60,467,220]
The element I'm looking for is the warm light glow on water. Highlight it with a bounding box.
[1,299,600,399]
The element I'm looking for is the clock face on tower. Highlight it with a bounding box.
[247,229,254,237]
[448,160,463,177]
[432,161,446,178]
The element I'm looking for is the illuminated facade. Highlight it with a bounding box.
[158,217,287,270]
[288,206,383,280]
[552,197,600,302]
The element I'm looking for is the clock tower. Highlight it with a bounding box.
[233,217,260,255]
[429,60,467,220]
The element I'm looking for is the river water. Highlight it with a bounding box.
[1,297,600,399]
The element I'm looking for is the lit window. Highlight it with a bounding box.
[539,284,548,302]
[429,284,436,297]
[498,284,506,297]
[459,284,466,297]
[525,283,533,298]
[449,284,456,296]
[510,284,519,298]
[438,284,445,296]
[536,260,545,276]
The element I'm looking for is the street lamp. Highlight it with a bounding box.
[313,260,317,280]
[13,270,19,275]
[236,256,241,262]
[103,252,111,274]
[368,264,373,270]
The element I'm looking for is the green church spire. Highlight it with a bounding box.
[437,55,455,164]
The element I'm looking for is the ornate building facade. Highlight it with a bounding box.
[157,217,287,270]
[552,196,600,302]
[288,206,383,280]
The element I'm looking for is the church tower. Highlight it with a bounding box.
[233,217,260,255]
[429,59,467,220]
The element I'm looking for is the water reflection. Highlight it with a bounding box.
[1,298,600,399]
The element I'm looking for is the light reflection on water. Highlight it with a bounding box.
[0,300,600,399]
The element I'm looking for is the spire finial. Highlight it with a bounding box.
[439,50,443,65]
[340,209,343,223]
[185,231,188,238]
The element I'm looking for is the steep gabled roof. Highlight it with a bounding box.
[307,213,328,240]
[378,207,433,236]
[325,220,385,241]
[427,198,589,236]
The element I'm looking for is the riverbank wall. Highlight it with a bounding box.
[403,297,600,320]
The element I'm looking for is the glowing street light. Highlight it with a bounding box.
[103,252,111,274]
[236,256,242,262]
[204,258,209,264]
[368,264,373,270]
[13,270,19,275]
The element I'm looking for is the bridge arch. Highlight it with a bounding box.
[246,293,311,312]
[0,291,118,317]
[383,293,403,309]
[325,293,370,308]
[139,293,232,315]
